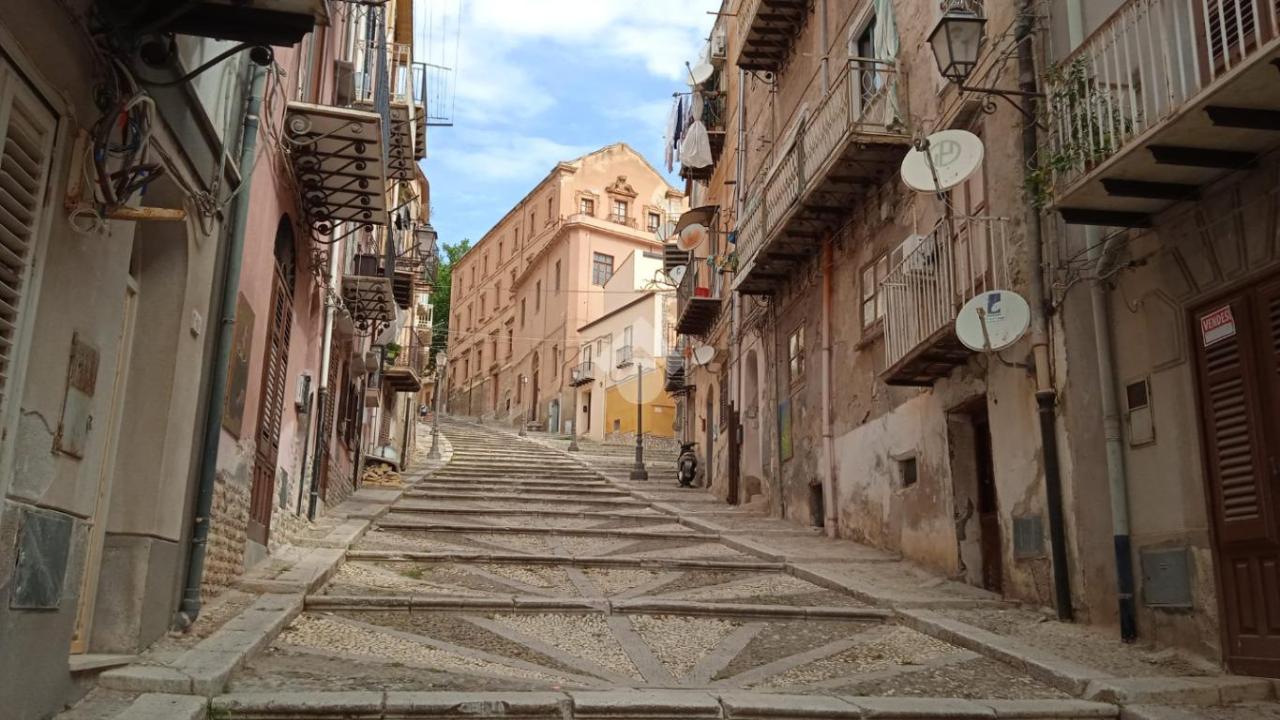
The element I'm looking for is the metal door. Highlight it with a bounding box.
[1192,280,1280,677]
[248,270,293,545]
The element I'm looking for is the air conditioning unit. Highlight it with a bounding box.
[333,60,355,107]
[710,30,729,64]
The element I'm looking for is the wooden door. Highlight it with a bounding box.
[248,270,293,545]
[71,281,136,652]
[1192,281,1280,677]
[973,409,1003,593]
[318,356,340,500]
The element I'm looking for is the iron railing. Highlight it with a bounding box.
[571,361,596,385]
[1046,0,1280,195]
[607,212,637,228]
[616,345,634,368]
[676,258,723,315]
[881,216,1015,371]
[735,59,907,282]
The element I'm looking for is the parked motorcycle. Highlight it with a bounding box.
[677,441,698,488]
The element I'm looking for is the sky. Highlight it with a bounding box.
[414,0,721,249]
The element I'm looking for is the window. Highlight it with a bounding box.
[899,457,918,488]
[521,298,527,327]
[470,266,476,287]
[515,226,520,247]
[860,254,892,331]
[592,252,614,286]
[516,374,524,403]
[480,294,486,319]
[495,280,502,308]
[507,327,514,358]
[851,12,883,108]
[580,197,595,216]
[547,196,553,222]
[647,212,661,232]
[510,269,517,289]
[583,344,592,364]
[613,199,628,218]
[535,280,542,311]
[476,346,483,372]
[623,325,633,347]
[788,327,805,385]
[499,240,504,259]
[552,345,559,377]
[530,210,536,230]
[483,253,489,275]
[555,260,562,294]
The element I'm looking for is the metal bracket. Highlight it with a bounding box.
[958,85,1046,129]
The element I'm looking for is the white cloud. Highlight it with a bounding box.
[433,128,593,182]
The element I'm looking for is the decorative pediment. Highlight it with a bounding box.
[606,175,638,199]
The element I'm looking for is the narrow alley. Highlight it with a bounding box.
[65,422,1280,719]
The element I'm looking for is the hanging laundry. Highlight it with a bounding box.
[664,96,679,172]
[673,95,686,156]
[679,118,713,169]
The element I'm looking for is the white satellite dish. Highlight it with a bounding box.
[955,290,1031,352]
[677,223,709,252]
[900,129,984,193]
[691,345,716,366]
[667,264,687,286]
[689,61,715,86]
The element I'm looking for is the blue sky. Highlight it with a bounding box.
[415,0,721,249]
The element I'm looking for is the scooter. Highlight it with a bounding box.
[677,441,698,488]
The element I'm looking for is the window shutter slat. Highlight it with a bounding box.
[0,60,56,420]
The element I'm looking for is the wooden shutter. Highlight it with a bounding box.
[1195,295,1270,544]
[0,60,57,433]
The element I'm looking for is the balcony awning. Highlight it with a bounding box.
[285,101,390,234]
[675,205,719,234]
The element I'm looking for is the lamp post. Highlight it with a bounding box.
[927,1,1042,124]
[628,360,648,481]
[428,351,446,460]
[518,375,528,437]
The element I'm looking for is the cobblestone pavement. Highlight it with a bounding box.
[80,419,1268,719]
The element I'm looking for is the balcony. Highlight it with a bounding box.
[384,342,424,392]
[616,345,635,368]
[880,216,1015,386]
[680,92,728,182]
[734,59,912,295]
[1047,0,1280,227]
[341,253,396,331]
[675,259,723,337]
[284,102,390,235]
[737,0,807,71]
[570,361,596,387]
[607,213,637,228]
[353,41,419,180]
[664,354,687,393]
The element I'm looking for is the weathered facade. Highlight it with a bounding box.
[446,144,685,435]
[670,0,1280,675]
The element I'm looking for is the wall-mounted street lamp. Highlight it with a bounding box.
[428,351,447,460]
[927,2,1042,125]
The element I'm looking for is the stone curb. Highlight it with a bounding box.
[209,691,1120,719]
[100,593,304,697]
[305,593,890,620]
[110,693,207,720]
[344,550,786,571]
[896,609,1114,697]
[1082,675,1275,706]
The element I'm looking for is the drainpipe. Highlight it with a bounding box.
[819,0,831,93]
[820,236,837,536]
[308,246,340,520]
[1017,2,1073,621]
[179,62,264,625]
[1065,0,1137,641]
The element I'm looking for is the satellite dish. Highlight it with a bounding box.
[691,345,716,366]
[667,265,687,286]
[677,223,709,252]
[900,130,984,193]
[955,290,1031,352]
[689,61,715,86]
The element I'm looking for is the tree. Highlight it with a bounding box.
[429,238,471,372]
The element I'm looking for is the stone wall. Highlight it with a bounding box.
[203,471,249,592]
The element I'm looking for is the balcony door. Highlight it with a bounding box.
[1191,277,1280,677]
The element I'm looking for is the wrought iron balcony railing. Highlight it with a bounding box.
[570,361,596,387]
[734,59,910,294]
[880,216,1015,386]
[675,259,723,337]
[606,212,636,228]
[616,345,635,368]
[1046,0,1280,204]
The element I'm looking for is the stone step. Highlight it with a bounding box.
[345,549,786,571]
[209,690,1120,720]
[402,490,648,507]
[374,520,714,541]
[386,505,661,521]
[410,483,627,497]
